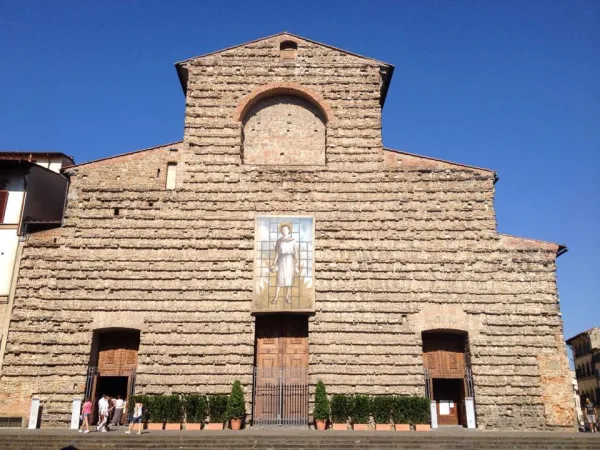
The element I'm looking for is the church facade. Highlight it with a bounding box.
[0,33,574,430]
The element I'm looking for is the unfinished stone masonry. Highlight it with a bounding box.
[0,33,574,430]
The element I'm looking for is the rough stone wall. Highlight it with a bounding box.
[242,95,326,165]
[0,34,574,430]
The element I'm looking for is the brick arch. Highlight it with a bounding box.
[233,82,334,123]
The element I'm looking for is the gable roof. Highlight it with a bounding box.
[175,31,395,106]
[62,141,182,169]
[383,147,496,177]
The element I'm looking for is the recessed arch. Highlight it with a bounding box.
[233,82,334,123]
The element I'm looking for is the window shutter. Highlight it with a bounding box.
[0,191,8,223]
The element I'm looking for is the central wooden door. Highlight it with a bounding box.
[423,332,467,427]
[254,315,308,426]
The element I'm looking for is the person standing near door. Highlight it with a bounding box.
[112,395,125,425]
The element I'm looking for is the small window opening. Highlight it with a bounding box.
[148,201,154,207]
[166,162,177,190]
[280,41,297,60]
[113,207,120,216]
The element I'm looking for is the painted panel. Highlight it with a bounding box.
[253,216,314,312]
[0,229,19,296]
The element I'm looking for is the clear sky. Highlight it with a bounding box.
[1,1,598,341]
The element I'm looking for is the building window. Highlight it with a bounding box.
[0,191,7,223]
[166,163,177,190]
[280,41,297,60]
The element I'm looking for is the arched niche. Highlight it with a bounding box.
[241,94,326,165]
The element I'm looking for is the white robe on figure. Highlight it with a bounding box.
[275,237,298,287]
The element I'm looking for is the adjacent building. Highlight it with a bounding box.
[0,152,73,372]
[566,327,600,407]
[0,33,575,430]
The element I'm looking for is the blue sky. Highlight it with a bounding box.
[1,1,598,342]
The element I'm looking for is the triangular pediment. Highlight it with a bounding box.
[175,31,393,67]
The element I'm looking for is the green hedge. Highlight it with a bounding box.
[163,394,183,423]
[184,394,207,423]
[208,394,228,424]
[391,395,409,424]
[329,394,430,425]
[330,394,352,423]
[352,394,372,424]
[372,395,392,424]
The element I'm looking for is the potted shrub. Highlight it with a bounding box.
[351,394,371,431]
[184,394,207,430]
[408,396,431,431]
[313,380,330,430]
[146,396,165,431]
[373,395,392,431]
[164,394,183,430]
[205,394,227,430]
[225,381,246,430]
[330,394,352,430]
[392,395,410,431]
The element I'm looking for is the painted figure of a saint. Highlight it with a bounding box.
[270,222,300,304]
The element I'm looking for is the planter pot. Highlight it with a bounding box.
[185,423,202,430]
[146,423,164,431]
[395,424,410,431]
[332,423,349,430]
[415,424,431,431]
[315,419,327,430]
[230,418,242,430]
[375,424,392,431]
[164,423,181,430]
[353,424,369,431]
[204,423,224,430]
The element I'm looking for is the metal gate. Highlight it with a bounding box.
[253,366,308,427]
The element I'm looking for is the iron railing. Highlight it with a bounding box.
[253,366,308,427]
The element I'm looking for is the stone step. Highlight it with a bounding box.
[0,431,598,450]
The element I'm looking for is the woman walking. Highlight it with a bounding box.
[78,398,92,433]
[125,400,143,435]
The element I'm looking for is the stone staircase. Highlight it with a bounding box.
[0,430,598,450]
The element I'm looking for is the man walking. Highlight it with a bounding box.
[96,394,110,432]
[585,398,597,433]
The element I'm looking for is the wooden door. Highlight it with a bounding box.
[254,315,308,426]
[97,331,139,377]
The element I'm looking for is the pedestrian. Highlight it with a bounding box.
[78,397,92,433]
[125,400,143,435]
[112,395,125,425]
[96,394,110,432]
[585,398,597,433]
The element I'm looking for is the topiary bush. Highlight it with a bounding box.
[372,395,392,424]
[164,394,183,423]
[225,380,246,420]
[330,394,352,423]
[313,380,330,421]
[391,395,410,424]
[184,394,207,424]
[406,395,431,425]
[208,394,228,424]
[352,394,372,424]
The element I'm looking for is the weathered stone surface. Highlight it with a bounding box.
[0,33,574,430]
